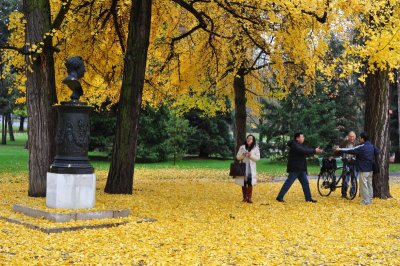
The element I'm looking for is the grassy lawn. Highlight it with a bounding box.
[2,133,400,176]
[0,133,29,173]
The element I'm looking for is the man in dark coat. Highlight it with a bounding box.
[276,132,323,203]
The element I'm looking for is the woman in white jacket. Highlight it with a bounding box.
[235,135,260,203]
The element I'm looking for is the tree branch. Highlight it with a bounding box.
[172,24,203,43]
[159,0,216,73]
[51,0,73,30]
[0,44,32,55]
[245,87,261,97]
[159,24,203,73]
[214,0,260,25]
[248,50,264,72]
[72,0,96,13]
[172,0,208,28]
[300,0,330,24]
[0,0,72,56]
[111,0,126,53]
[189,0,211,6]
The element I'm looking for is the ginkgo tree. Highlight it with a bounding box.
[360,1,400,199]
[3,0,400,197]
[0,0,74,196]
[103,0,333,193]
[104,0,400,196]
[320,0,400,199]
[1,0,351,194]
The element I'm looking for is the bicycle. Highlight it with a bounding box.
[317,157,358,200]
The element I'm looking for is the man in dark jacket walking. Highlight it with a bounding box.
[335,132,379,205]
[276,132,323,203]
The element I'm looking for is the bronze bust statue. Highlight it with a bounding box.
[62,56,85,101]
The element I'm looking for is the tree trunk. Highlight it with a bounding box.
[364,69,391,199]
[19,116,25,132]
[258,118,264,143]
[105,0,152,194]
[0,59,5,145]
[1,114,6,145]
[24,0,58,197]
[397,70,400,162]
[7,113,15,141]
[233,68,247,155]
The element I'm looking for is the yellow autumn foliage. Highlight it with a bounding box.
[0,1,337,113]
[1,169,400,264]
[2,0,400,115]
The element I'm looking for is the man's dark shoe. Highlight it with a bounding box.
[276,197,285,202]
[306,199,317,203]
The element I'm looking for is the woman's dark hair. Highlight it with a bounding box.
[244,134,256,151]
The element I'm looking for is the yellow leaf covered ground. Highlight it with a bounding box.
[1,169,400,265]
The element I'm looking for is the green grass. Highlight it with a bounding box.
[0,133,29,173]
[1,133,400,176]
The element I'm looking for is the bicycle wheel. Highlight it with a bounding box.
[347,173,358,200]
[317,171,333,197]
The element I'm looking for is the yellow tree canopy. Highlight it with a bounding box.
[2,0,400,113]
[320,0,400,82]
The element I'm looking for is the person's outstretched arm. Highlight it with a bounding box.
[337,144,363,156]
[292,142,321,156]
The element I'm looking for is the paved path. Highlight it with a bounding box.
[270,172,400,182]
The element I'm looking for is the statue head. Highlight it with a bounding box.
[65,56,85,79]
[63,56,85,101]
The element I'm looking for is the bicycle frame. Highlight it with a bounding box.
[317,158,358,199]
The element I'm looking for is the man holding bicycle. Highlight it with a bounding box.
[339,131,358,198]
[335,132,379,205]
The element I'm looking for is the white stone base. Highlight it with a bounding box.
[46,172,96,209]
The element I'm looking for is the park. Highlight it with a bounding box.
[1,0,400,264]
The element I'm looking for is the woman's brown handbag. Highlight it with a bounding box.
[229,161,246,177]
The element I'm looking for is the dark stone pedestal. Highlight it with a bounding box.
[50,101,94,174]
